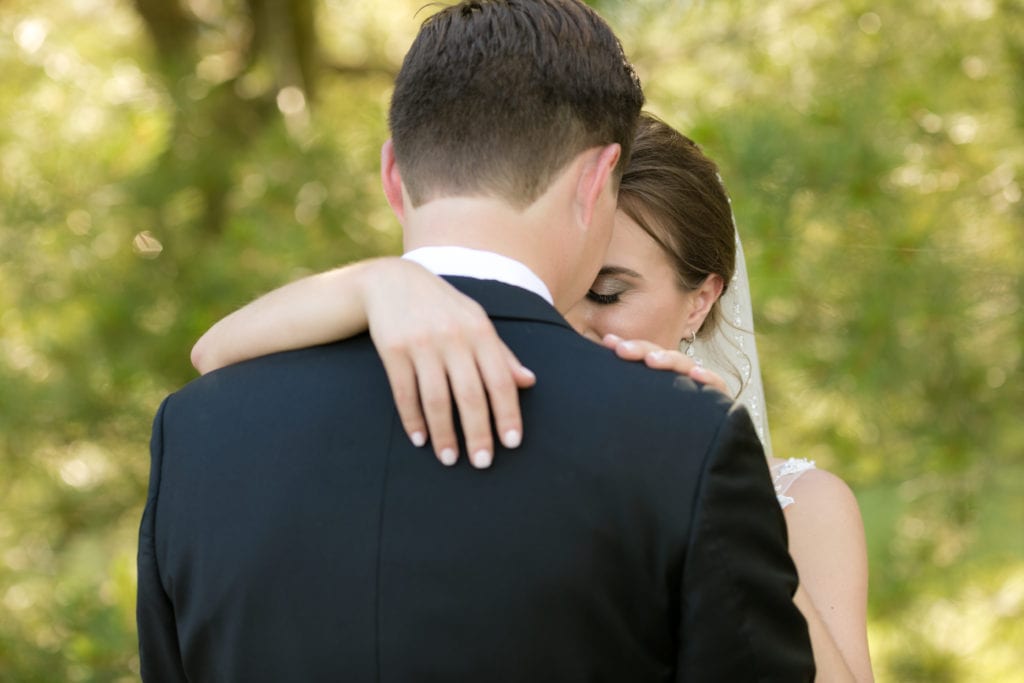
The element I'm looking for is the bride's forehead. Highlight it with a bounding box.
[606,216,676,275]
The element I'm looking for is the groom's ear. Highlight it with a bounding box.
[575,143,622,227]
[380,139,406,222]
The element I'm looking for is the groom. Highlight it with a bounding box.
[137,1,814,680]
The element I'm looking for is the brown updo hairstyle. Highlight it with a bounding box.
[616,113,736,340]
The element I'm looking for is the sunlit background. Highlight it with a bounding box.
[1,0,1021,680]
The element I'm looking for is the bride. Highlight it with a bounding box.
[191,113,873,681]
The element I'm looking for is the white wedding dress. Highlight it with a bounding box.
[689,227,814,509]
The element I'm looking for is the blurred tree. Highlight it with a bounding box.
[130,0,316,236]
[0,1,401,679]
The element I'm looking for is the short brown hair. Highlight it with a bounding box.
[389,0,644,209]
[617,113,736,338]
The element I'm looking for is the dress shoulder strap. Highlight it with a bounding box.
[771,458,816,509]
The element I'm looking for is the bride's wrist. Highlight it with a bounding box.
[350,257,394,298]
[352,257,411,315]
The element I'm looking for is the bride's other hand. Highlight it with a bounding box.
[601,334,731,397]
[359,260,536,469]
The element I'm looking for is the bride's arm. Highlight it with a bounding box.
[191,257,537,468]
[793,586,857,682]
[191,259,383,374]
[192,258,728,469]
[786,471,874,682]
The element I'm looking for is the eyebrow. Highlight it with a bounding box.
[597,265,643,279]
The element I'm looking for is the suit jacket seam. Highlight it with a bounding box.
[373,411,398,683]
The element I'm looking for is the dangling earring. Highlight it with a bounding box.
[684,330,697,358]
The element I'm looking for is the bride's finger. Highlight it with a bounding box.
[642,348,698,374]
[504,347,537,390]
[412,352,460,466]
[473,343,532,453]
[378,351,428,449]
[612,338,661,361]
[690,366,730,396]
[443,348,494,469]
[600,333,623,350]
[645,350,730,396]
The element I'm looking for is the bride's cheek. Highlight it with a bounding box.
[600,312,632,343]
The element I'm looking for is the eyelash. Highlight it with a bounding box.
[586,290,621,305]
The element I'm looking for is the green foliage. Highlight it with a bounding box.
[608,2,1024,679]
[1,0,1021,680]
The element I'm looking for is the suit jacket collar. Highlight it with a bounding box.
[442,276,575,331]
[404,247,553,305]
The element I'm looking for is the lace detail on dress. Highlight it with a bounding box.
[771,458,816,509]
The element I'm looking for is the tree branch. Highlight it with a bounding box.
[131,0,198,75]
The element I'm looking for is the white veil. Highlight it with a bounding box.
[688,229,773,458]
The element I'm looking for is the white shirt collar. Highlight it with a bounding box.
[402,246,553,305]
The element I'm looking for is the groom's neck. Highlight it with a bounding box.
[402,195,570,305]
[403,198,535,259]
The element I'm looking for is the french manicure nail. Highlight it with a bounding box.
[503,429,522,449]
[440,448,457,466]
[410,431,426,447]
[472,449,493,469]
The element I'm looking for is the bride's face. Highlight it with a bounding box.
[565,210,700,350]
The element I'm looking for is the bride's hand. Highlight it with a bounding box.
[359,260,536,469]
[600,334,731,397]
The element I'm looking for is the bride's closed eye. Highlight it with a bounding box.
[586,276,631,305]
[586,290,621,305]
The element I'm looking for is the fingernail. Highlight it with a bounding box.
[604,333,621,343]
[648,350,665,362]
[472,449,492,469]
[503,429,522,449]
[520,367,536,381]
[440,448,457,466]
[621,341,637,352]
[691,367,705,377]
[410,431,426,447]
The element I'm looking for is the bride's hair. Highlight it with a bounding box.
[616,113,736,340]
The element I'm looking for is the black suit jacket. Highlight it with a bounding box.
[137,277,814,682]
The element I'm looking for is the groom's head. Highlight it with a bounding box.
[388,0,643,210]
